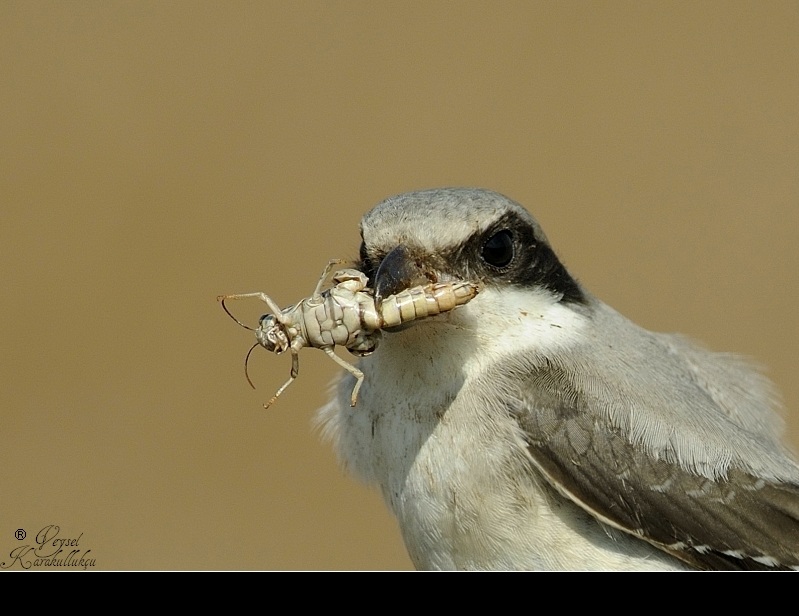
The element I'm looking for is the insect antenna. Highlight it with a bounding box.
[244,342,259,389]
[217,295,256,331]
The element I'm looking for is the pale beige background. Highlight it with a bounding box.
[1,2,797,570]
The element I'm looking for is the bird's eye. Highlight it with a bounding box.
[481,230,514,268]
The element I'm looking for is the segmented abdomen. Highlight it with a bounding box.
[377,281,480,329]
[301,278,479,351]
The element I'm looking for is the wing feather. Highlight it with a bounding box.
[510,366,799,570]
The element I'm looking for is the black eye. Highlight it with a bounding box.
[481,230,514,268]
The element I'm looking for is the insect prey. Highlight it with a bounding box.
[218,259,480,408]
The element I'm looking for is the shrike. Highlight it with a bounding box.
[317,188,799,570]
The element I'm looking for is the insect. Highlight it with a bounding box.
[218,259,480,408]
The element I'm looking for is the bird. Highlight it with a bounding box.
[316,187,799,570]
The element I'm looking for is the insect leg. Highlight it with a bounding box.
[218,292,286,326]
[322,347,365,407]
[312,259,348,298]
[264,346,300,409]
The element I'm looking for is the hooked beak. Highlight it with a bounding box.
[373,245,434,304]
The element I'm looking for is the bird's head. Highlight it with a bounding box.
[358,188,586,308]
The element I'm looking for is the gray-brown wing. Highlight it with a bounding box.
[511,368,799,571]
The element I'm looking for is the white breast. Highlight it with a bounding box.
[316,287,686,570]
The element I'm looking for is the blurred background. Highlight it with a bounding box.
[1,2,797,570]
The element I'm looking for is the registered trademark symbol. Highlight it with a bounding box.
[14,529,26,541]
